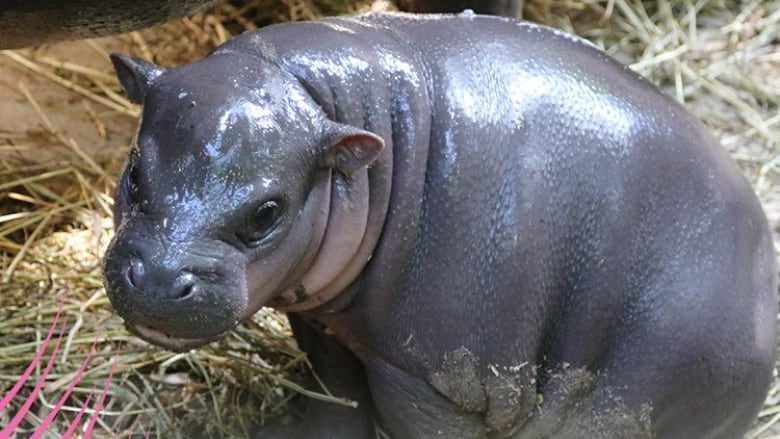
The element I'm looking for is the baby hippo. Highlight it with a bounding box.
[103,12,777,439]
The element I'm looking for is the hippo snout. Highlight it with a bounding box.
[125,257,211,302]
[104,237,249,351]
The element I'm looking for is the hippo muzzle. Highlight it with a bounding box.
[104,227,248,352]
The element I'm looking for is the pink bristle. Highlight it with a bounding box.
[61,390,95,438]
[29,337,99,439]
[0,302,64,412]
[0,320,67,438]
[81,346,120,438]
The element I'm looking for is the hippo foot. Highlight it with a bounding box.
[251,314,376,439]
[253,396,377,439]
[252,411,297,439]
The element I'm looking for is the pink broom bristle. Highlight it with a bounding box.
[29,337,99,439]
[0,294,121,437]
[0,320,67,438]
[61,391,95,438]
[0,302,64,413]
[81,347,120,437]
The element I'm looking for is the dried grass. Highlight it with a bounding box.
[0,0,778,437]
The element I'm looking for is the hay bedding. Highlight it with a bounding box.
[0,0,778,437]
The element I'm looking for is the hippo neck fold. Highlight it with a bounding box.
[225,18,433,313]
[270,167,372,311]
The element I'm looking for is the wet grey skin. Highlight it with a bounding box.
[405,0,523,16]
[103,12,777,439]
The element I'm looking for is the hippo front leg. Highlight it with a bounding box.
[363,359,489,438]
[256,314,376,439]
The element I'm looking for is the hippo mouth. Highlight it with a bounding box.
[128,323,228,352]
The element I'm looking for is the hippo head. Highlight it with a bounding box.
[103,52,383,351]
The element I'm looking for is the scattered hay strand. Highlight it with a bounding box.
[1,51,138,119]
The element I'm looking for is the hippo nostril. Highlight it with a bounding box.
[126,257,145,289]
[172,273,198,300]
[176,283,195,300]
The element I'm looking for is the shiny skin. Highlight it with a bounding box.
[404,0,522,16]
[103,12,777,438]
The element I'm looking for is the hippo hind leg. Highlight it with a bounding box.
[255,314,375,439]
[595,315,773,438]
[532,288,773,437]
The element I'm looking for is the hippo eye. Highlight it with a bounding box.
[127,164,141,203]
[245,200,283,246]
[124,148,141,205]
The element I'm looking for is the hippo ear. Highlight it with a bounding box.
[320,126,385,174]
[110,53,166,104]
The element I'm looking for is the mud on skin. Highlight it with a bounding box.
[103,11,777,439]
